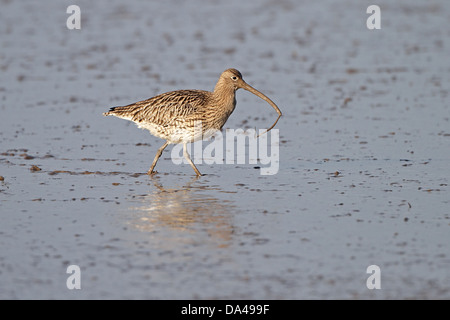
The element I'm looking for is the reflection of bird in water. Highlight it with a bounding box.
[127,176,234,248]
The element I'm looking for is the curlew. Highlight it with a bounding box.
[103,68,282,176]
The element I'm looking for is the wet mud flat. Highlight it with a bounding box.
[1,0,450,299]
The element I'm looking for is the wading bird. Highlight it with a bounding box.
[103,68,281,176]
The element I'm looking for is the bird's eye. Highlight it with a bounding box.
[231,76,238,81]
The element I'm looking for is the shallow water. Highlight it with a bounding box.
[1,0,449,299]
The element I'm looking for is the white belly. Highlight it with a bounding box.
[137,122,218,144]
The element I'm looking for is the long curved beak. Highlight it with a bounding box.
[239,81,282,137]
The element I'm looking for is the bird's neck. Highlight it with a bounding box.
[212,81,236,112]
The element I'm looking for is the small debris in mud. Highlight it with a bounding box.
[130,173,143,177]
[46,170,146,177]
[328,171,341,177]
[30,165,41,172]
[346,68,359,74]
[48,170,72,175]
[0,176,4,181]
[341,97,352,108]
[21,153,35,160]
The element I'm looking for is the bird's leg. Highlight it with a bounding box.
[148,141,170,175]
[183,142,203,176]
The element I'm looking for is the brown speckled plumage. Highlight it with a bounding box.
[103,68,281,176]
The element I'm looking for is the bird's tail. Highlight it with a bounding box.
[103,104,139,120]
[102,106,116,116]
